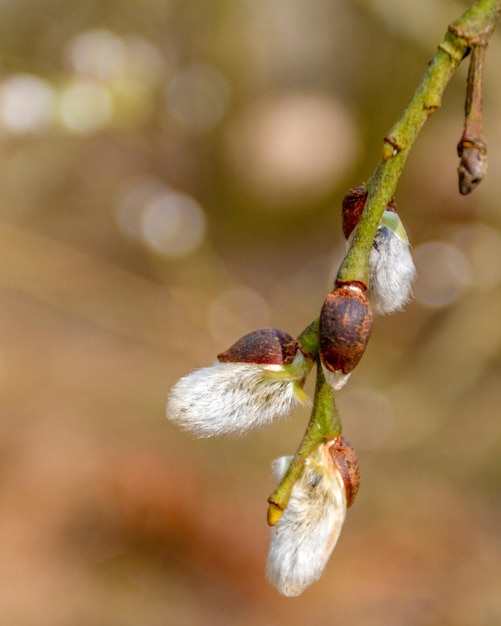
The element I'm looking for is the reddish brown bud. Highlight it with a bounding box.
[328,436,360,507]
[318,286,373,375]
[341,185,397,239]
[386,196,397,214]
[217,328,298,365]
[342,185,367,239]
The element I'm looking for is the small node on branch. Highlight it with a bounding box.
[382,136,401,161]
[424,103,439,116]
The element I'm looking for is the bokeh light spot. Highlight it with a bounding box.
[141,190,206,257]
[60,79,113,134]
[115,176,167,241]
[225,92,360,206]
[111,79,154,128]
[120,35,168,86]
[66,29,168,87]
[0,74,56,133]
[413,241,471,308]
[166,63,230,132]
[450,222,501,291]
[66,29,126,80]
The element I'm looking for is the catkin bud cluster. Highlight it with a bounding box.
[342,185,416,315]
[166,181,416,597]
[266,437,360,596]
[167,328,313,437]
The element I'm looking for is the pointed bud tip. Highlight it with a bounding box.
[267,502,283,526]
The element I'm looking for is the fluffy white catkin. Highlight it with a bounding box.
[266,446,347,596]
[167,360,306,437]
[369,224,416,314]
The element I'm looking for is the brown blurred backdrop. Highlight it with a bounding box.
[1,0,501,624]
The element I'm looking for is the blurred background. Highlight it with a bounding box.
[1,0,501,624]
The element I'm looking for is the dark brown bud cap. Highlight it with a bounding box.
[318,287,373,375]
[217,328,298,365]
[328,436,360,507]
[342,185,397,239]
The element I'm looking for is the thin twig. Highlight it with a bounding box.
[457,43,488,194]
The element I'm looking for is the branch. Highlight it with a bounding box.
[267,0,500,525]
[336,0,501,288]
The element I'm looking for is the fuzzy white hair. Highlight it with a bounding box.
[266,445,347,596]
[369,225,416,314]
[167,357,308,437]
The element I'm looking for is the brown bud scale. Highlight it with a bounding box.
[318,287,373,375]
[342,185,367,239]
[341,185,397,239]
[328,436,360,507]
[217,328,298,365]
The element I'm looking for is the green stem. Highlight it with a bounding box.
[336,0,500,287]
[267,361,341,525]
[296,317,319,360]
